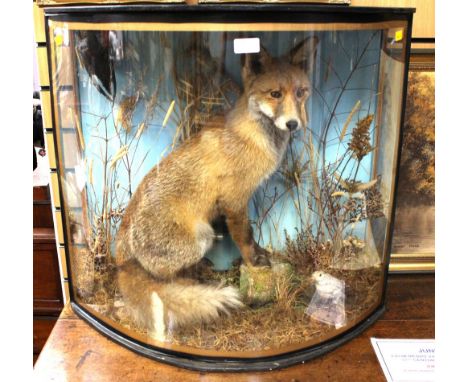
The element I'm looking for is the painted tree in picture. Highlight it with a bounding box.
[392,69,435,254]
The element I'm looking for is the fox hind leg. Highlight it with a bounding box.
[195,221,216,257]
[136,220,215,279]
[118,220,217,340]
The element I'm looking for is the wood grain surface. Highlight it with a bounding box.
[352,0,434,39]
[33,274,434,381]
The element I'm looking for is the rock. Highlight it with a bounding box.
[239,261,295,306]
[271,260,294,281]
[239,264,274,305]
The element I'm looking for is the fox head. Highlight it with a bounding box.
[241,36,319,132]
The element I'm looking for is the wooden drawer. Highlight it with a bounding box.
[33,317,58,364]
[33,233,63,316]
[33,186,50,201]
[33,203,54,229]
[33,186,54,229]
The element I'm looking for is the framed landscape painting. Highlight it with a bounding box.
[390,50,435,272]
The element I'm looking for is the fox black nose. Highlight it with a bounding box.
[286,120,299,131]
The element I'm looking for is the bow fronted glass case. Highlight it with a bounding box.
[44,4,413,371]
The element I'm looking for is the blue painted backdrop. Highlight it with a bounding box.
[72,29,382,270]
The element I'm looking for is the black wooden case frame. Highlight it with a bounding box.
[44,4,414,372]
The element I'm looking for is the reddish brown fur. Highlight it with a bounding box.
[115,37,319,338]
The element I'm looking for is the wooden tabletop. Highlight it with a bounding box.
[33,274,434,382]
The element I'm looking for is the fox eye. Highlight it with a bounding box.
[270,90,282,99]
[296,88,306,98]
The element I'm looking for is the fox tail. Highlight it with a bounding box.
[117,259,243,341]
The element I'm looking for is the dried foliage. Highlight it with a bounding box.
[107,266,382,352]
[172,35,241,143]
[116,95,138,133]
[284,227,333,275]
[348,115,374,161]
[77,72,163,304]
[363,181,385,219]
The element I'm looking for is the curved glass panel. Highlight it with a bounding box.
[48,10,409,361]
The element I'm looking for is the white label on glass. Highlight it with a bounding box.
[233,38,260,54]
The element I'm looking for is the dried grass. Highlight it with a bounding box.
[85,256,382,353]
[168,266,381,352]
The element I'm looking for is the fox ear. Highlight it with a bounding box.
[241,44,271,84]
[289,36,319,74]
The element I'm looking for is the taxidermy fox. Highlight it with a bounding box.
[115,36,319,340]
